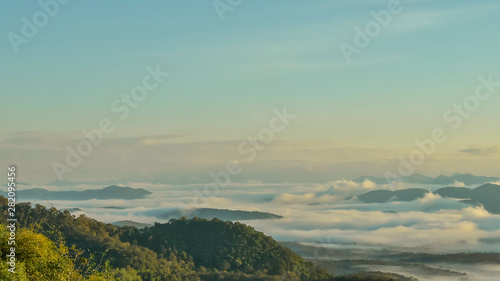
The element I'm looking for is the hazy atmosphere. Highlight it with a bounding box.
[1,1,500,281]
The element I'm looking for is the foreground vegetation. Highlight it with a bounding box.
[0,196,413,280]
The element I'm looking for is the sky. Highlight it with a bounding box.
[1,0,500,184]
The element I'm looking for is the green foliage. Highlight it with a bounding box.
[5,201,200,280]
[0,197,336,280]
[119,218,331,280]
[0,225,80,280]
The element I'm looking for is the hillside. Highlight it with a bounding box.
[112,220,152,228]
[353,173,499,186]
[435,183,500,214]
[118,218,325,278]
[143,207,283,221]
[430,173,499,185]
[357,183,500,214]
[0,195,420,280]
[0,196,329,280]
[353,174,433,184]
[357,189,429,203]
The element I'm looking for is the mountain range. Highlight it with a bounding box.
[353,173,499,186]
[16,185,151,201]
[356,183,500,214]
[142,207,284,221]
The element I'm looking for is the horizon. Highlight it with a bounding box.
[2,1,500,280]
[6,171,500,187]
[1,0,500,184]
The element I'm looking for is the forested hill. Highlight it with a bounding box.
[0,196,331,280]
[118,218,327,277]
[0,196,413,280]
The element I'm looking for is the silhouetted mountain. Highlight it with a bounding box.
[468,183,500,214]
[353,173,498,186]
[353,173,434,184]
[112,220,151,228]
[18,185,151,200]
[46,179,131,187]
[64,207,83,212]
[143,207,283,221]
[434,187,473,199]
[435,183,500,214]
[102,206,128,209]
[429,175,454,185]
[359,184,500,214]
[394,188,429,201]
[379,251,500,264]
[352,173,433,184]
[404,174,434,183]
[2,182,31,187]
[357,189,429,203]
[357,190,394,203]
[429,173,499,185]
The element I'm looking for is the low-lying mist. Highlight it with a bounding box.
[18,179,500,280]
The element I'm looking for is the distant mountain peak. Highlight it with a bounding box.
[18,185,151,201]
[358,183,500,214]
[353,173,499,186]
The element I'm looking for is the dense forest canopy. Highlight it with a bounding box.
[0,196,413,280]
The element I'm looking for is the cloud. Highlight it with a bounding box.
[418,192,441,204]
[2,130,499,185]
[0,131,76,147]
[361,179,376,189]
[385,3,500,34]
[461,206,490,220]
[22,178,500,256]
[450,180,466,187]
[459,145,500,157]
[101,132,193,146]
[273,193,337,205]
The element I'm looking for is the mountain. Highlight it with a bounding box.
[18,185,151,201]
[353,173,498,186]
[142,207,283,221]
[429,173,499,186]
[434,187,473,199]
[359,184,500,214]
[357,190,394,203]
[353,173,433,184]
[1,196,423,280]
[2,182,31,187]
[46,179,131,187]
[436,183,500,210]
[429,175,455,185]
[112,220,151,228]
[2,198,331,280]
[404,173,435,183]
[102,206,128,209]
[64,207,83,212]
[357,188,429,203]
[121,218,330,279]
[462,183,500,214]
[394,188,429,201]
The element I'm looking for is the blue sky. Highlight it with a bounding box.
[1,0,500,183]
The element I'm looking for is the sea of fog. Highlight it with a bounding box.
[18,180,500,280]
